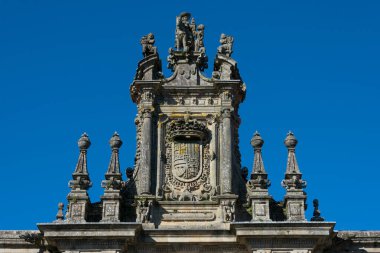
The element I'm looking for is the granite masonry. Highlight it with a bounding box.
[1,12,379,253]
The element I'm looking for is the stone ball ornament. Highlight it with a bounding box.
[250,131,264,149]
[284,131,298,149]
[78,132,91,150]
[109,132,123,149]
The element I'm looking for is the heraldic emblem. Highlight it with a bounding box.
[163,119,215,201]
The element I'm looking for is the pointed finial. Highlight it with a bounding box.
[247,131,270,191]
[69,133,92,190]
[109,132,123,149]
[284,131,297,149]
[251,131,264,149]
[78,132,91,150]
[55,202,64,221]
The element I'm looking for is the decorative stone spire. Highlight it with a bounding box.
[101,132,123,190]
[247,131,270,191]
[246,131,272,221]
[281,131,307,190]
[68,133,92,190]
[100,132,123,222]
[281,131,307,221]
[66,133,92,223]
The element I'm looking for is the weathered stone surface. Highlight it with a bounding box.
[1,11,379,253]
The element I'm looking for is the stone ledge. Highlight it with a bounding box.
[0,230,40,250]
[233,221,336,237]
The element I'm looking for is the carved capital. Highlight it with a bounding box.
[158,113,169,124]
[206,114,217,125]
[142,90,155,102]
[220,108,232,119]
[141,109,153,118]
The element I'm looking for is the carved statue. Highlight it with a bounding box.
[175,12,194,52]
[167,48,176,71]
[222,200,235,222]
[241,167,248,183]
[140,33,157,57]
[196,52,208,71]
[217,33,234,57]
[136,200,152,223]
[311,199,325,221]
[194,24,205,52]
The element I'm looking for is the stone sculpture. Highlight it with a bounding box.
[175,12,194,52]
[311,199,325,221]
[140,33,157,57]
[14,13,359,253]
[217,33,234,57]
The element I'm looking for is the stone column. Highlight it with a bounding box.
[207,114,218,189]
[138,108,153,195]
[220,108,232,194]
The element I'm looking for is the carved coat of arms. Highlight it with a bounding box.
[163,119,215,201]
[173,141,202,182]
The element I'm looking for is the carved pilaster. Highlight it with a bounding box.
[281,132,307,221]
[156,114,169,197]
[207,114,218,191]
[101,132,123,222]
[136,108,153,195]
[220,108,233,194]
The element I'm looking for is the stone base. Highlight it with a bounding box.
[249,195,271,221]
[284,193,307,221]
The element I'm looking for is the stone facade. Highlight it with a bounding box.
[0,12,379,253]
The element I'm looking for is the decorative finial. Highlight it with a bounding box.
[281,131,307,190]
[247,131,270,191]
[78,132,91,150]
[55,202,64,221]
[284,131,297,149]
[101,132,123,190]
[251,131,264,149]
[69,133,92,190]
[109,132,123,149]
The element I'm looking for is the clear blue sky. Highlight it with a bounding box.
[0,1,379,230]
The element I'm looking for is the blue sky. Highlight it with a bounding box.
[0,1,379,230]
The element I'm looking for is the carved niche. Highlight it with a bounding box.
[162,119,215,201]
